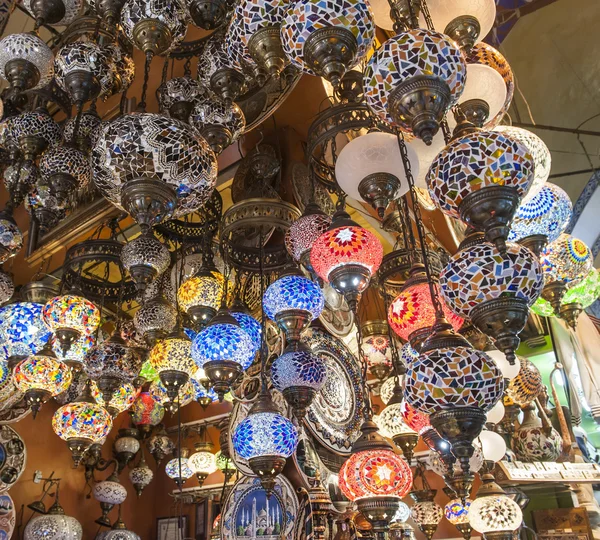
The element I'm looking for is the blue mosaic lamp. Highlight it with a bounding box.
[0,302,52,360]
[230,305,262,354]
[232,389,298,496]
[271,345,326,420]
[190,377,218,409]
[263,271,324,343]
[192,307,254,400]
[165,449,194,488]
[508,183,572,256]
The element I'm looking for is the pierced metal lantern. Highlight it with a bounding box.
[121,232,171,292]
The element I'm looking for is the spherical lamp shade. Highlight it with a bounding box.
[192,323,255,370]
[165,457,194,485]
[509,184,572,244]
[216,450,236,473]
[280,0,375,85]
[0,33,54,92]
[485,400,505,425]
[53,333,95,370]
[485,350,520,381]
[375,402,417,440]
[540,234,592,286]
[93,478,127,505]
[157,76,206,120]
[339,449,413,500]
[445,498,471,525]
[92,381,139,416]
[149,379,195,409]
[177,271,225,324]
[39,145,92,206]
[271,349,326,392]
[478,429,507,463]
[84,340,141,384]
[400,401,430,434]
[428,444,483,476]
[405,346,503,415]
[505,357,542,407]
[149,335,197,380]
[11,109,62,157]
[189,447,218,478]
[263,274,324,322]
[362,333,393,378]
[121,232,171,292]
[363,29,466,141]
[233,411,298,459]
[285,210,331,267]
[230,310,261,354]
[0,302,51,358]
[380,377,397,405]
[129,458,154,497]
[495,126,551,203]
[0,215,23,263]
[468,495,522,534]
[334,132,419,217]
[130,391,165,430]
[393,502,411,523]
[411,501,444,526]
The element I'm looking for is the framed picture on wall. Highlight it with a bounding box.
[157,516,189,540]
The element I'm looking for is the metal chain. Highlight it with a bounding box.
[354,308,373,421]
[382,289,402,386]
[138,52,153,112]
[419,0,436,31]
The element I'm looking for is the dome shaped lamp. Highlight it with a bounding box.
[93,472,128,527]
[177,264,225,327]
[189,439,217,487]
[232,389,298,496]
[11,108,62,161]
[410,490,444,540]
[556,268,600,329]
[379,386,418,463]
[121,231,171,293]
[335,131,418,218]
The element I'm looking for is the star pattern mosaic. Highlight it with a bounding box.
[0,33,54,89]
[92,112,218,219]
[440,241,543,318]
[149,336,196,377]
[364,29,466,128]
[230,310,261,353]
[281,0,375,75]
[271,349,326,391]
[540,233,592,286]
[427,130,534,219]
[405,346,504,414]
[232,411,298,459]
[192,322,255,370]
[263,274,324,321]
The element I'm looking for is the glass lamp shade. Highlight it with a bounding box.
[92,381,139,415]
[271,348,327,392]
[129,460,154,494]
[426,0,496,44]
[485,350,520,381]
[157,76,206,114]
[0,270,13,303]
[11,109,63,154]
[468,495,522,533]
[120,0,190,54]
[310,225,383,284]
[562,268,600,308]
[380,377,400,405]
[189,448,218,476]
[0,215,23,263]
[42,294,100,336]
[411,501,444,526]
[0,302,51,357]
[508,184,572,244]
[540,234,593,286]
[280,0,375,77]
[263,274,324,322]
[189,95,246,153]
[91,113,218,222]
[149,335,197,379]
[23,0,83,25]
[114,435,141,455]
[53,333,95,369]
[14,355,72,397]
[84,340,141,383]
[148,429,175,463]
[505,357,542,407]
[230,310,261,354]
[445,498,471,525]
[134,297,178,342]
[334,132,418,214]
[93,479,127,505]
[486,400,505,425]
[405,346,504,415]
[216,450,236,473]
[388,281,463,342]
[285,212,331,265]
[54,41,115,101]
[165,457,194,483]
[393,502,411,523]
[105,528,140,540]
[427,130,534,220]
[363,29,466,128]
[0,33,54,90]
[149,379,195,408]
[192,322,255,370]
[362,333,392,374]
[177,271,225,321]
[375,402,417,439]
[130,391,164,427]
[339,449,413,500]
[400,401,430,434]
[232,411,298,459]
[121,233,171,284]
[104,44,135,96]
[24,512,83,540]
[478,429,507,462]
[439,241,543,318]
[52,402,113,445]
[191,377,218,404]
[495,126,551,203]
[63,109,103,149]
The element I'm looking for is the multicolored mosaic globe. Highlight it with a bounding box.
[149,335,197,378]
[52,401,113,443]
[427,130,534,220]
[84,340,141,382]
[14,355,72,396]
[376,402,417,439]
[42,294,100,335]
[540,234,593,286]
[92,381,139,415]
[405,346,504,414]
[177,271,225,316]
[271,349,327,392]
[263,274,324,322]
[362,334,392,371]
[0,302,52,357]
[508,184,572,243]
[149,379,195,408]
[165,457,194,482]
[364,29,466,129]
[400,400,430,434]
[53,333,95,367]
[439,242,543,318]
[531,268,600,316]
[232,411,298,459]
[192,322,255,370]
[130,391,164,426]
[445,498,472,525]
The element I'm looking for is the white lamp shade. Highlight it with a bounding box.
[447,64,507,129]
[335,132,419,202]
[407,132,446,188]
[486,350,520,381]
[486,400,505,425]
[427,0,496,43]
[469,495,522,533]
[478,430,507,463]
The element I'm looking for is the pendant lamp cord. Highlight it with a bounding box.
[259,229,267,392]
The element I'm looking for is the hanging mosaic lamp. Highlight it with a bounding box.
[92,381,139,417]
[311,208,383,310]
[22,0,82,26]
[0,301,51,359]
[445,496,472,540]
[165,449,195,487]
[410,490,444,540]
[505,357,543,407]
[388,265,463,351]
[10,108,62,161]
[439,240,543,362]
[404,322,504,477]
[157,75,206,122]
[539,233,593,315]
[360,320,393,381]
[0,33,54,105]
[177,267,225,326]
[130,391,165,437]
[24,491,83,540]
[495,125,551,203]
[120,0,190,56]
[14,348,72,417]
[375,386,418,463]
[52,385,113,466]
[335,131,418,218]
[129,451,154,497]
[93,473,128,527]
[189,94,246,154]
[0,270,13,304]
[192,307,254,399]
[42,292,100,354]
[92,113,218,229]
[508,183,572,256]
[0,212,23,264]
[149,331,197,401]
[339,420,413,535]
[149,378,195,413]
[216,449,237,481]
[121,231,171,293]
[189,0,228,29]
[147,424,175,464]
[61,108,101,155]
[363,28,466,144]
[230,304,262,355]
[88,0,126,24]
[104,44,136,97]
[280,0,375,87]
[558,268,600,329]
[232,389,298,496]
[271,343,326,420]
[427,129,534,253]
[285,202,331,270]
[189,440,218,486]
[263,270,324,343]
[105,508,141,540]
